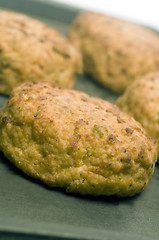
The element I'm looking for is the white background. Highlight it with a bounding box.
[51,0,159,30]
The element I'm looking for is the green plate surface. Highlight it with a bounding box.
[0,1,159,239]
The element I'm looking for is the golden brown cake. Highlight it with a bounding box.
[117,71,159,159]
[69,11,159,93]
[0,81,157,197]
[0,11,82,95]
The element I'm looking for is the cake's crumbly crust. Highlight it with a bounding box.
[117,71,159,159]
[0,11,82,95]
[69,12,159,92]
[0,81,157,197]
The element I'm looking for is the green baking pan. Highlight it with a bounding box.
[0,1,159,239]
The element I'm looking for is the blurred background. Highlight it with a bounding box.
[51,0,159,30]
